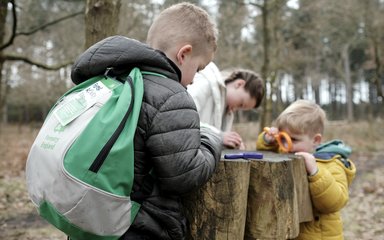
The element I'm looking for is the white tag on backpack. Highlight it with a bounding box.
[53,81,111,126]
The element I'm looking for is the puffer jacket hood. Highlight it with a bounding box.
[71,35,181,84]
[315,139,352,159]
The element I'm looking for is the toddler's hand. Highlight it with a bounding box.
[263,127,279,144]
[295,152,318,176]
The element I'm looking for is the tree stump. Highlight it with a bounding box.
[182,158,251,240]
[182,151,313,240]
[244,152,313,240]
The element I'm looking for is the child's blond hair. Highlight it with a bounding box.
[146,2,218,56]
[275,99,327,137]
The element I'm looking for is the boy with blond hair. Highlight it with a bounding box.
[71,2,222,239]
[256,99,356,240]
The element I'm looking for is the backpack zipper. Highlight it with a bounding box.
[88,75,135,173]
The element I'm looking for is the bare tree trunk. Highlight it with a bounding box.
[0,59,5,124]
[363,0,383,101]
[276,77,283,113]
[0,0,8,124]
[0,1,6,44]
[329,78,337,119]
[260,1,272,130]
[85,0,121,49]
[372,39,383,99]
[1,98,7,123]
[343,44,354,122]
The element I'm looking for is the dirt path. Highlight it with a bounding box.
[342,152,384,239]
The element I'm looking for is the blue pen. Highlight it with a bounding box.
[224,152,263,159]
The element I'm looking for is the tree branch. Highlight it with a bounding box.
[245,0,263,9]
[17,11,83,36]
[0,5,84,51]
[2,53,73,70]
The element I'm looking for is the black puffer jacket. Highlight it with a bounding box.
[71,36,222,239]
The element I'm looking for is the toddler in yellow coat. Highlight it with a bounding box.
[257,99,356,240]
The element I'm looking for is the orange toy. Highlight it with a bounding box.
[263,127,293,153]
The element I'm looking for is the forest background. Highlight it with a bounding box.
[0,0,383,239]
[0,0,383,125]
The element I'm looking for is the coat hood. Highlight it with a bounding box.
[71,35,181,84]
[315,139,352,159]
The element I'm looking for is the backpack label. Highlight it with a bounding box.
[53,81,113,126]
[40,134,60,150]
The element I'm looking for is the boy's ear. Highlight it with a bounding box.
[176,44,193,65]
[235,79,246,88]
[313,133,322,145]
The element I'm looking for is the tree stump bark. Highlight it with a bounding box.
[182,151,313,240]
[182,158,250,240]
[245,152,313,240]
[292,154,314,224]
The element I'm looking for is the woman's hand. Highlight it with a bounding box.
[223,131,244,149]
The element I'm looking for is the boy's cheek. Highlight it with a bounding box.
[292,144,306,153]
[290,144,298,152]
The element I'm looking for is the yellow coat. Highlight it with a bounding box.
[256,133,356,240]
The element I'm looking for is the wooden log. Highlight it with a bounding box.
[182,158,251,240]
[244,151,313,240]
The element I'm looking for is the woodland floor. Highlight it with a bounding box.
[1,120,383,240]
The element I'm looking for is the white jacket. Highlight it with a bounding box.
[187,62,234,132]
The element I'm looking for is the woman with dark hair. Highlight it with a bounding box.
[188,62,265,149]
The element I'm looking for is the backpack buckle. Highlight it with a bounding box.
[104,67,114,78]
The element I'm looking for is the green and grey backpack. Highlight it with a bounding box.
[26,67,154,240]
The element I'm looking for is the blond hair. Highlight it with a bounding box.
[275,100,327,136]
[146,2,218,56]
